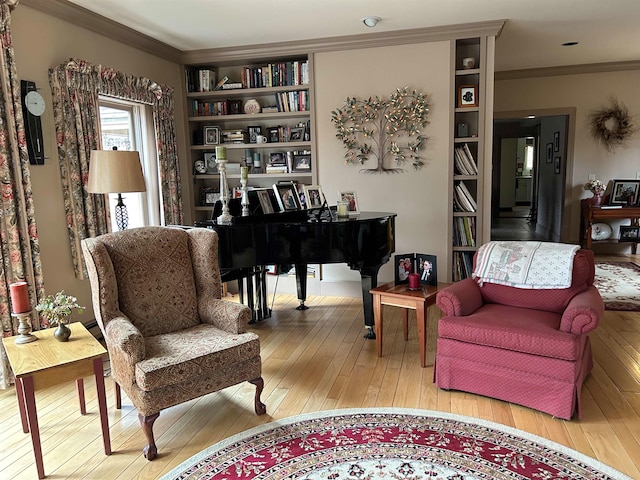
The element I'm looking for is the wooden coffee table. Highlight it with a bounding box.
[2,322,111,479]
[370,282,449,367]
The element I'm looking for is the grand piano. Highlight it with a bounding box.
[195,204,396,338]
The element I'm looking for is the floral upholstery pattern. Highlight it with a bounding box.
[81,226,264,456]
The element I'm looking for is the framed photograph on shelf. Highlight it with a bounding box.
[200,187,218,206]
[546,143,553,163]
[267,126,280,143]
[554,156,561,174]
[203,126,220,145]
[292,153,312,172]
[303,185,325,208]
[457,85,478,108]
[290,127,305,142]
[273,182,302,212]
[247,125,262,144]
[338,190,359,215]
[203,152,217,173]
[610,179,640,205]
[619,225,640,242]
[553,131,560,152]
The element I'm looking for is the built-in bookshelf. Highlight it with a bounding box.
[450,38,485,281]
[185,56,316,224]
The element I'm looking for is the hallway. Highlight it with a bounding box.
[491,206,550,241]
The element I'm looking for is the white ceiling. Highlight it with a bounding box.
[66,0,640,72]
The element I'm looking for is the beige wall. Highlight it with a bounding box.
[314,42,451,284]
[11,6,188,319]
[495,70,640,245]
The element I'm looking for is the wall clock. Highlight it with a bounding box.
[21,80,45,165]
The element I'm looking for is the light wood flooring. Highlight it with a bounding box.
[1,253,639,479]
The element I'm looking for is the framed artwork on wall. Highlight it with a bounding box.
[457,85,478,108]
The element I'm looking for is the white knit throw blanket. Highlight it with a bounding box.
[473,241,580,289]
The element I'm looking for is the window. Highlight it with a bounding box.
[98,99,161,229]
[524,137,535,171]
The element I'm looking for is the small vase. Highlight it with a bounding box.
[54,323,71,342]
[591,194,603,206]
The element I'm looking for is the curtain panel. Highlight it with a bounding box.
[48,58,184,278]
[0,0,46,389]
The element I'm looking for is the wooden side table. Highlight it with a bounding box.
[2,322,111,479]
[370,282,448,367]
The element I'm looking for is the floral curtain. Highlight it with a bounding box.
[48,58,184,278]
[0,0,46,389]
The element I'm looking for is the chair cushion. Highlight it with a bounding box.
[135,324,261,391]
[438,304,581,361]
[477,249,594,313]
[101,227,201,337]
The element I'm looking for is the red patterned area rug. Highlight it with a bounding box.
[594,261,640,311]
[161,409,629,480]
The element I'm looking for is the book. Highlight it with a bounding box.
[221,82,243,90]
[213,76,230,90]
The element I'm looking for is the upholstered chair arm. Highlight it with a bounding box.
[436,278,484,317]
[559,285,604,334]
[104,317,145,388]
[200,299,252,333]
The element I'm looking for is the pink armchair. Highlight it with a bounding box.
[82,226,265,460]
[435,249,603,419]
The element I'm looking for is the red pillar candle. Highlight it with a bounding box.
[408,273,420,290]
[10,282,31,314]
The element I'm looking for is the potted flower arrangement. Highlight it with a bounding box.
[36,291,84,342]
[584,179,606,206]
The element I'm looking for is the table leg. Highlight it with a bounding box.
[402,309,409,341]
[76,378,86,415]
[416,303,427,368]
[15,376,28,433]
[374,294,383,357]
[21,376,45,479]
[93,358,112,455]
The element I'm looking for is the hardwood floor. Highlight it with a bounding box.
[1,254,639,479]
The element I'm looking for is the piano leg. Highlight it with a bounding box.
[360,266,381,339]
[294,263,309,310]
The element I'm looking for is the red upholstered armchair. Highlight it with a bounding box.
[435,248,603,419]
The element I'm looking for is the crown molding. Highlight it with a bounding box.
[495,60,640,81]
[181,20,505,65]
[19,0,183,63]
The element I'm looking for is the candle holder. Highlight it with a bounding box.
[241,167,249,217]
[12,310,38,344]
[216,147,233,225]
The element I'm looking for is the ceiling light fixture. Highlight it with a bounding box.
[562,41,579,47]
[362,16,381,28]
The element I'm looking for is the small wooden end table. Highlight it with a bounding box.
[2,322,111,479]
[370,282,449,367]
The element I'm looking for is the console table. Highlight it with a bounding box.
[580,199,640,253]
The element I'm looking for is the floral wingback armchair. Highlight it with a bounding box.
[81,226,265,460]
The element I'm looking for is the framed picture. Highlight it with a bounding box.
[610,179,640,206]
[290,127,305,142]
[292,153,312,172]
[338,191,359,215]
[619,225,640,242]
[269,152,285,165]
[457,85,478,108]
[203,152,217,173]
[394,254,415,285]
[554,156,561,174]
[256,189,274,214]
[417,254,437,286]
[553,131,560,152]
[247,125,262,144]
[303,185,325,209]
[546,143,553,163]
[204,126,220,145]
[273,182,302,212]
[267,126,280,143]
[200,187,218,205]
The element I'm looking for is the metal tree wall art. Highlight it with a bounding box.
[330,87,429,173]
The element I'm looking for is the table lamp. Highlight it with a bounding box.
[87,148,146,230]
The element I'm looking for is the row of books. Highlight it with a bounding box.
[242,60,309,89]
[274,90,309,112]
[453,216,476,247]
[192,100,240,117]
[186,69,216,93]
[222,129,247,144]
[453,251,474,282]
[454,181,477,212]
[454,143,478,175]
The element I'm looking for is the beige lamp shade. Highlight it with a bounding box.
[87,150,146,193]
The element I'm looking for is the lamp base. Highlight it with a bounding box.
[114,193,129,230]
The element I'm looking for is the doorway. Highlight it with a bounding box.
[491,112,571,242]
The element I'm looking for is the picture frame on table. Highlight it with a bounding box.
[394,253,414,285]
[256,189,274,214]
[546,143,553,163]
[247,125,262,144]
[303,185,325,209]
[554,156,561,174]
[417,254,437,286]
[338,191,359,215]
[273,182,302,212]
[619,225,640,242]
[553,131,560,152]
[292,153,312,172]
[457,85,478,108]
[609,179,640,206]
[203,126,220,145]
